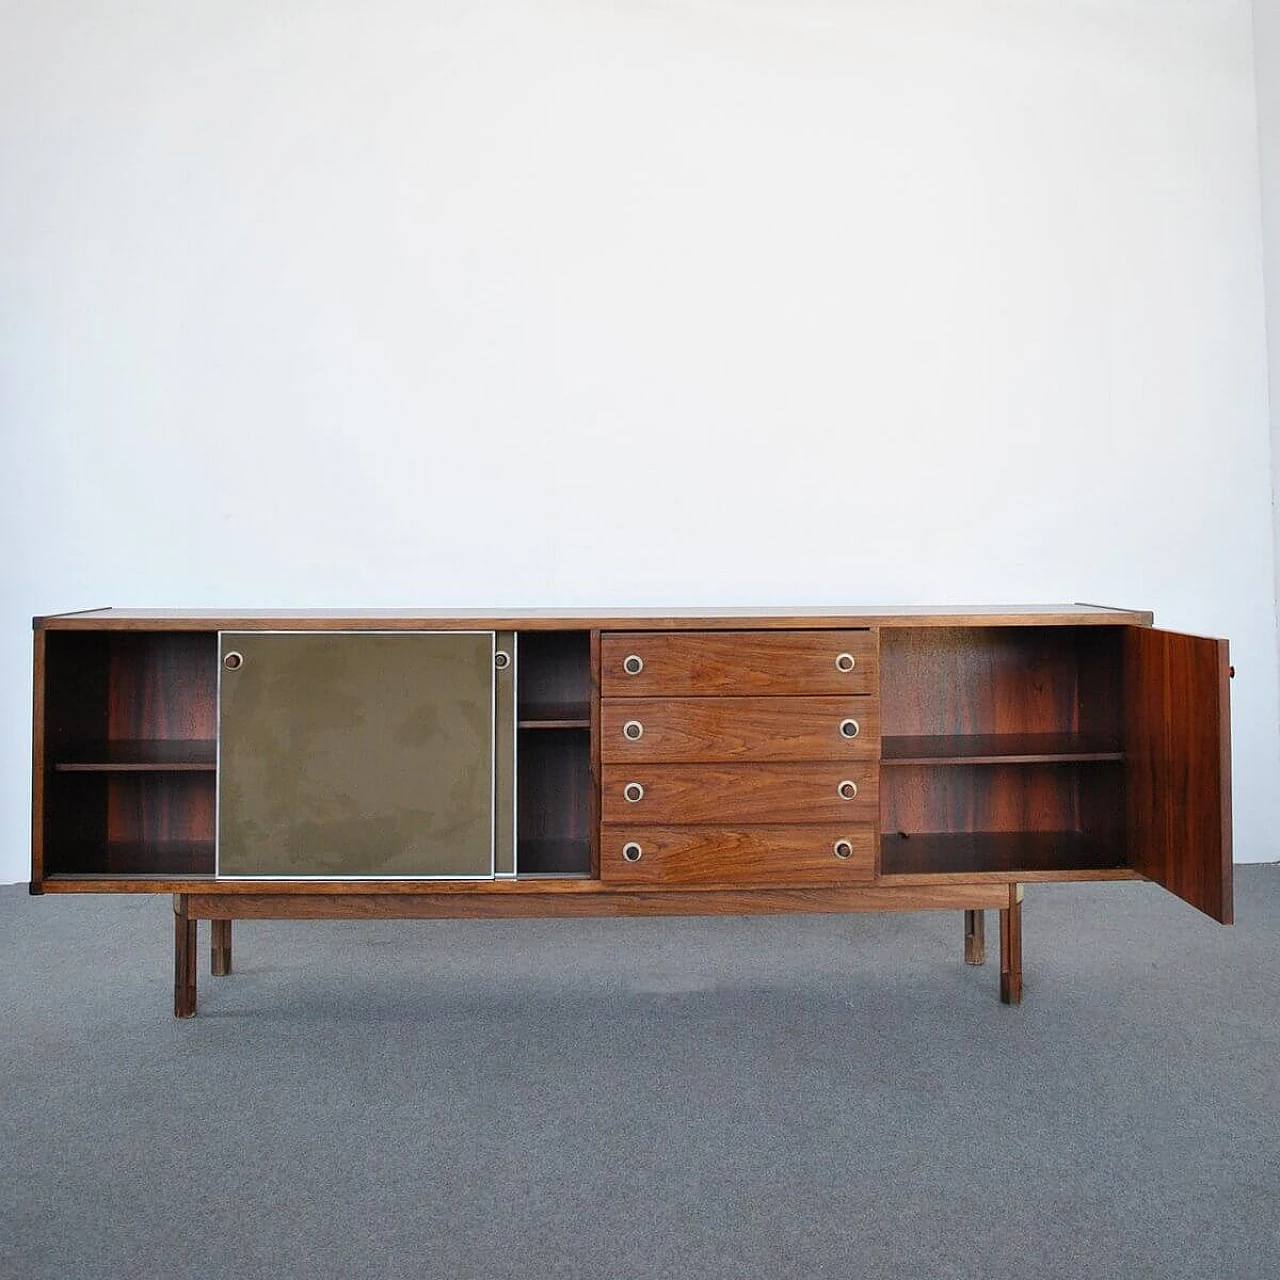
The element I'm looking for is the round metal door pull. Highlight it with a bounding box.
[494,650,511,670]
[223,651,244,671]
[623,782,645,803]
[623,654,644,675]
[623,720,644,741]
[837,779,858,800]
[833,839,854,859]
[839,719,860,739]
[622,842,643,863]
[835,652,857,673]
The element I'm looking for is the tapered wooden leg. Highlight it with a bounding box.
[999,885,1023,1005]
[964,910,986,965]
[211,919,232,976]
[174,894,197,1018]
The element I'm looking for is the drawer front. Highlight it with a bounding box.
[601,826,875,885]
[601,763,878,824]
[601,631,876,696]
[601,697,880,763]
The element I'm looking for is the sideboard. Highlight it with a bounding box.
[30,605,1233,1015]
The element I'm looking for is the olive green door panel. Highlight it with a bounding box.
[218,632,496,878]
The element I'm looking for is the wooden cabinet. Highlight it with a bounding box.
[30,605,1233,1015]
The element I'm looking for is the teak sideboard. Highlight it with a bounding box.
[30,605,1233,1016]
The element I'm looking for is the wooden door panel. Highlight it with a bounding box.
[1125,627,1232,922]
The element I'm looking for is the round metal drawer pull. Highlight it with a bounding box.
[494,650,511,671]
[623,782,645,803]
[833,839,854,860]
[623,654,644,675]
[623,720,644,741]
[835,652,857,673]
[622,842,643,863]
[837,779,858,801]
[223,651,244,672]
[839,718,860,739]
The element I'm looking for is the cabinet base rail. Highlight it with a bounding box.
[171,884,1025,1017]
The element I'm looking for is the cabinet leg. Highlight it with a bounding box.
[999,886,1023,1005]
[211,919,232,976]
[174,895,197,1018]
[964,910,986,965]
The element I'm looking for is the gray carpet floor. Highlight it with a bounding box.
[1,870,1278,1280]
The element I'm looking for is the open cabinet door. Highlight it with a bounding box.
[1124,627,1232,923]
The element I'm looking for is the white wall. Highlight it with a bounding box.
[1259,0,1280,710]
[2,0,1277,883]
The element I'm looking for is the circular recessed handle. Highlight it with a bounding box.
[837,779,858,801]
[835,652,857,673]
[494,650,511,671]
[623,781,645,803]
[622,841,643,863]
[623,654,644,675]
[223,651,244,671]
[833,839,854,860]
[839,718,860,739]
[622,720,644,741]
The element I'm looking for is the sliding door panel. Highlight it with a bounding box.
[218,632,495,878]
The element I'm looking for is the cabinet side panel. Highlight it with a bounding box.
[31,631,45,888]
[590,629,601,879]
[1125,628,1232,923]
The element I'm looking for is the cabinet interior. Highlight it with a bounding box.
[878,627,1128,877]
[516,631,593,875]
[42,632,217,877]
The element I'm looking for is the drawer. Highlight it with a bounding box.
[601,826,876,885]
[601,697,880,763]
[601,763,878,824]
[601,630,876,697]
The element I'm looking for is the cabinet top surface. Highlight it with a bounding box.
[35,604,1155,631]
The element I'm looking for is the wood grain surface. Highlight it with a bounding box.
[602,630,877,696]
[599,825,875,885]
[1125,626,1232,923]
[602,763,878,824]
[602,697,879,762]
[36,605,1157,631]
[184,882,1011,919]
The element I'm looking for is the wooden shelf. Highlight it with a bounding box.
[881,733,1124,766]
[45,840,216,876]
[518,837,592,875]
[880,831,1125,877]
[517,703,590,729]
[54,740,217,772]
